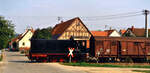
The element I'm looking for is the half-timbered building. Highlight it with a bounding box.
[52,17,92,40]
[51,17,92,48]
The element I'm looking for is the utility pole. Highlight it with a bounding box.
[143,10,150,38]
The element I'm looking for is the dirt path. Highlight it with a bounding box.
[2,51,87,73]
[0,62,4,73]
[2,51,150,73]
[0,51,6,73]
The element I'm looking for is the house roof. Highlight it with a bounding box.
[51,17,92,39]
[91,29,121,37]
[120,30,126,35]
[19,28,34,41]
[104,30,115,35]
[90,31,108,37]
[128,28,150,37]
[9,28,34,45]
[51,17,77,35]
[9,34,22,44]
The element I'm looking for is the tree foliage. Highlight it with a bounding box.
[31,27,52,39]
[0,16,15,49]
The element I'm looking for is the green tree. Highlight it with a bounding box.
[0,16,15,49]
[31,27,52,39]
[97,29,102,31]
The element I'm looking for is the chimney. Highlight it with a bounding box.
[109,27,112,30]
[131,26,134,31]
[61,20,63,23]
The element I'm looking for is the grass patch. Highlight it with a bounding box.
[62,62,150,68]
[132,70,150,73]
[0,55,2,61]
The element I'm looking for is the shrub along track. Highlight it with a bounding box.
[61,62,150,73]
[62,62,150,68]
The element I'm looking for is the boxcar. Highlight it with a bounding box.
[28,39,88,62]
[90,36,150,62]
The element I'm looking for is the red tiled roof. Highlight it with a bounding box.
[120,30,126,34]
[11,29,34,42]
[128,28,150,37]
[9,34,22,44]
[104,30,115,35]
[51,17,78,35]
[51,17,92,39]
[19,29,34,40]
[90,31,108,37]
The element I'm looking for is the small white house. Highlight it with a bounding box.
[18,28,34,51]
[91,30,121,37]
[108,30,121,37]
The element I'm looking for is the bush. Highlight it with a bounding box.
[132,70,150,73]
[62,62,150,68]
[0,54,2,61]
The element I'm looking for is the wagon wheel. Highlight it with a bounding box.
[125,57,133,63]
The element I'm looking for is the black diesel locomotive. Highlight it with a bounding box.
[28,39,88,62]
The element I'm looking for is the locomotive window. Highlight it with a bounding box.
[111,41,117,46]
[146,42,150,46]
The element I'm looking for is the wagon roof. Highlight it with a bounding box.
[94,36,150,42]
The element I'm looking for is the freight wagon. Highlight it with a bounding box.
[28,39,88,62]
[90,37,150,62]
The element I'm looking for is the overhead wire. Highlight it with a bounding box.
[4,11,143,21]
[87,11,141,18]
[3,10,145,32]
[82,14,142,21]
[79,11,143,21]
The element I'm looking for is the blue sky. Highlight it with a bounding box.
[0,0,150,33]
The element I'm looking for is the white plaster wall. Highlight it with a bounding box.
[18,31,33,48]
[109,31,121,37]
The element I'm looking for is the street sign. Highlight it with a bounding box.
[68,48,74,57]
[68,48,75,63]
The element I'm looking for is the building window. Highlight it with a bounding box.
[22,42,25,46]
[77,22,80,26]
